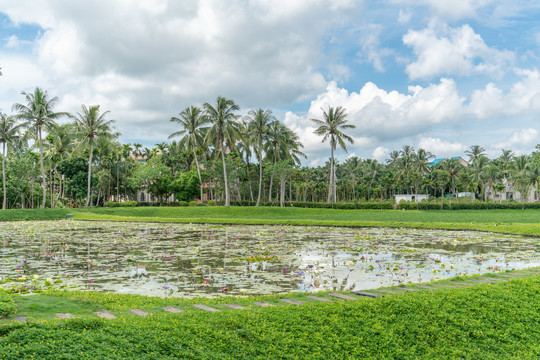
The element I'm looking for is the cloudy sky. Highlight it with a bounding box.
[1,0,539,165]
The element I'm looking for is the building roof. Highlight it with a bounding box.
[427,156,468,166]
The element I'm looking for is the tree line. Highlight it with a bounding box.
[1,87,539,209]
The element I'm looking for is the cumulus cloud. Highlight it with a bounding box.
[0,0,361,142]
[357,24,393,72]
[418,137,466,157]
[493,128,538,152]
[390,0,493,20]
[403,23,513,80]
[372,146,389,162]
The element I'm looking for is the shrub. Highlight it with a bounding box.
[0,291,16,318]
[178,201,188,207]
[188,201,197,206]
[105,201,118,207]
[207,200,215,206]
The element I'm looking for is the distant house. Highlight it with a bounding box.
[395,194,429,203]
[427,156,469,167]
[485,179,539,203]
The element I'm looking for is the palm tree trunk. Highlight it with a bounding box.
[85,139,94,208]
[256,151,263,207]
[2,142,6,210]
[221,146,230,207]
[38,126,46,208]
[192,143,204,202]
[328,145,334,203]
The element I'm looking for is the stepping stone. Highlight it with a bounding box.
[254,302,274,307]
[224,304,245,310]
[393,287,417,292]
[55,313,73,319]
[280,299,304,305]
[431,284,459,288]
[192,304,220,312]
[94,311,116,319]
[480,277,508,282]
[306,295,332,302]
[14,316,27,323]
[375,289,398,294]
[416,285,437,290]
[327,293,357,300]
[351,291,382,298]
[450,282,475,286]
[162,306,184,313]
[467,279,494,284]
[130,309,148,317]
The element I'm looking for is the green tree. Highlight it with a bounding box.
[71,105,115,208]
[0,114,25,209]
[13,87,67,208]
[169,106,208,202]
[204,97,240,207]
[311,106,355,203]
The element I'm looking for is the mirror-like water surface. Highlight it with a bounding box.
[1,220,538,297]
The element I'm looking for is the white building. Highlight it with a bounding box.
[395,194,429,203]
[485,179,539,203]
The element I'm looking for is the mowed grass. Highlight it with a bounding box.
[72,206,540,236]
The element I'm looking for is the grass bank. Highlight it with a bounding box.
[70,207,540,236]
[1,274,539,359]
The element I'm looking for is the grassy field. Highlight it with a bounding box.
[0,273,539,359]
[52,206,540,236]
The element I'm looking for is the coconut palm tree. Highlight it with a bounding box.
[244,109,275,206]
[169,106,208,202]
[0,114,24,209]
[204,97,240,207]
[13,87,67,208]
[311,106,355,203]
[71,105,115,208]
[465,145,487,165]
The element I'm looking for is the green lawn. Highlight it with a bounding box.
[71,207,540,236]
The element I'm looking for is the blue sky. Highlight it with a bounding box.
[0,1,539,165]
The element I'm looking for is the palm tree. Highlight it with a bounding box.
[204,97,240,207]
[169,106,208,202]
[311,106,355,203]
[0,114,24,209]
[244,109,275,206]
[13,87,67,208]
[465,145,486,164]
[44,123,75,207]
[71,105,115,208]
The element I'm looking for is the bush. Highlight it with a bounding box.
[105,201,119,207]
[0,291,16,318]
[178,201,188,207]
[188,201,197,206]
[207,200,215,206]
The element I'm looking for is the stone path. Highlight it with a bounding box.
[9,270,538,322]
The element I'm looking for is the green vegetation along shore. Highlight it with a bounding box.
[1,207,538,236]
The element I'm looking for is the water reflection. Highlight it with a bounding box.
[0,221,538,297]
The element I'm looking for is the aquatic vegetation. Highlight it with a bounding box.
[0,220,538,297]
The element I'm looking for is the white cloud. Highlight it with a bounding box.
[418,137,466,157]
[398,10,412,23]
[403,23,513,80]
[372,146,389,162]
[391,0,493,20]
[358,24,393,72]
[493,128,538,152]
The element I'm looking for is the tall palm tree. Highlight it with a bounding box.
[245,109,275,206]
[44,123,75,207]
[0,114,24,209]
[13,87,67,208]
[311,106,355,203]
[465,145,487,164]
[204,97,240,207]
[71,105,115,208]
[169,106,208,202]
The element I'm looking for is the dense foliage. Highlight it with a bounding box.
[0,88,539,209]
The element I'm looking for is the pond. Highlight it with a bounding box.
[0,220,539,297]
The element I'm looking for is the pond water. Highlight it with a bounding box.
[1,220,539,298]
